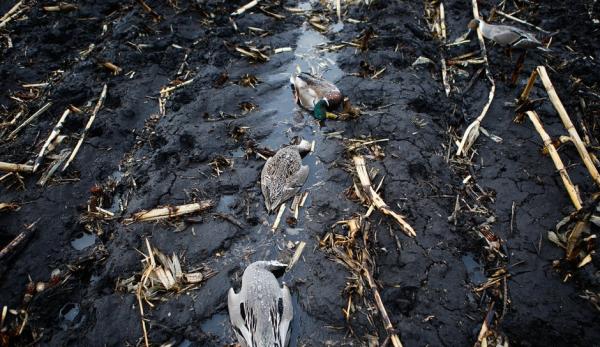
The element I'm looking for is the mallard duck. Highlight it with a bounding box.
[228,261,293,347]
[290,72,343,120]
[261,140,311,213]
[468,19,548,51]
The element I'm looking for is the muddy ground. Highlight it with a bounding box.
[1,0,599,346]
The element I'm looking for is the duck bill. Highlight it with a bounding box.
[325,112,338,120]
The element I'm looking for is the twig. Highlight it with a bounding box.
[33,109,71,172]
[495,10,551,34]
[536,66,600,187]
[124,201,214,224]
[63,84,107,171]
[526,111,582,210]
[353,156,416,237]
[8,102,52,139]
[456,0,496,156]
[0,161,33,173]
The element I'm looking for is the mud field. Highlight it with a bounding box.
[1,0,600,346]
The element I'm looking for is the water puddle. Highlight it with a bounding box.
[59,303,85,330]
[71,232,96,251]
[461,253,487,285]
[256,0,344,219]
[215,194,237,214]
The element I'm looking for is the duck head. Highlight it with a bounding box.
[313,99,337,121]
[468,19,481,30]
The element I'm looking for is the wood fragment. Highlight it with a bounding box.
[287,241,306,270]
[33,109,70,172]
[0,162,33,173]
[63,84,107,171]
[0,203,19,212]
[272,203,286,232]
[526,111,582,210]
[8,102,52,139]
[102,62,122,75]
[124,201,214,224]
[231,0,258,16]
[353,156,415,237]
[43,3,78,12]
[536,66,600,187]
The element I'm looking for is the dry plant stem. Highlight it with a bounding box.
[287,241,306,270]
[0,222,36,274]
[125,201,214,223]
[137,0,160,20]
[527,111,582,210]
[536,66,600,187]
[8,102,52,139]
[353,156,416,237]
[63,84,107,171]
[0,1,23,22]
[231,0,258,16]
[362,262,404,347]
[0,1,26,29]
[0,161,33,173]
[456,0,496,156]
[33,109,71,172]
[439,2,447,41]
[518,68,539,103]
[272,203,286,232]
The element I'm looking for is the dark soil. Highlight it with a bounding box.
[1,0,599,346]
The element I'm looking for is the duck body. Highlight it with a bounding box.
[290,72,342,120]
[261,140,311,212]
[469,19,546,50]
[228,261,293,347]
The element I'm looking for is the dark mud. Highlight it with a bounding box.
[1,0,599,346]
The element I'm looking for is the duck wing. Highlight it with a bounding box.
[298,73,340,99]
[261,149,302,212]
[280,164,309,205]
[278,285,293,347]
[228,288,253,347]
[488,25,540,48]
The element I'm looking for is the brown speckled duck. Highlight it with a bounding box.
[261,140,311,213]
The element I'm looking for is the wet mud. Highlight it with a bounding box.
[1,0,599,346]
